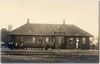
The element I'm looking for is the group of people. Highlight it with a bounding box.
[7,41,55,50]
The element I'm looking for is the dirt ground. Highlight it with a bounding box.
[1,49,99,63]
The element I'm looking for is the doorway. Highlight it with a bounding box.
[55,36,64,49]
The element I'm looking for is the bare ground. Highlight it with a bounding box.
[1,49,99,63]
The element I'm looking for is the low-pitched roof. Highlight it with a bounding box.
[10,23,93,37]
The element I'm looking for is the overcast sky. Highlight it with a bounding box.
[0,0,98,37]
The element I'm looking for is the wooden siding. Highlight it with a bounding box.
[9,35,90,50]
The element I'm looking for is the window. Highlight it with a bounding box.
[70,37,73,40]
[46,37,49,42]
[69,37,73,44]
[32,37,35,42]
[38,37,42,41]
[36,37,42,44]
[76,38,79,42]
[82,38,85,44]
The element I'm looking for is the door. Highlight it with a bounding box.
[55,36,65,49]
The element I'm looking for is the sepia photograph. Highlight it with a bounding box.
[0,0,99,63]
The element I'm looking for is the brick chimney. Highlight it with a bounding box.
[27,18,30,24]
[8,24,12,31]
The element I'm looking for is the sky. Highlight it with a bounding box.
[0,0,98,37]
